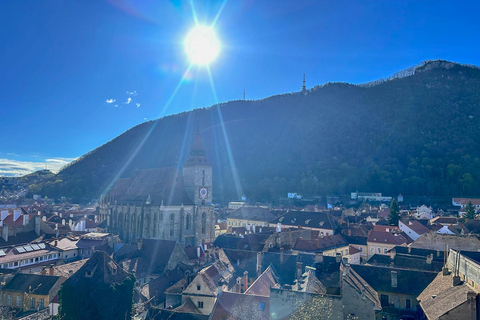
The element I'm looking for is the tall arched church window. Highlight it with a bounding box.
[170,214,175,237]
[202,170,205,186]
[186,214,191,230]
[201,212,206,234]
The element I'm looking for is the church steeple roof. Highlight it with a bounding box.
[185,132,210,166]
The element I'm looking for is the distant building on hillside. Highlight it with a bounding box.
[351,192,392,202]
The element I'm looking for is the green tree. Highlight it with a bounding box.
[389,198,400,226]
[464,200,476,220]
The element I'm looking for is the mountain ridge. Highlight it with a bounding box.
[24,60,480,203]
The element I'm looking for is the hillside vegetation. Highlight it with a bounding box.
[34,60,480,203]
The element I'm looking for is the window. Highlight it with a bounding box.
[370,246,375,254]
[380,294,389,307]
[197,285,201,290]
[186,214,191,230]
[198,301,204,309]
[39,298,44,309]
[7,295,12,306]
[377,247,381,254]
[383,247,388,254]
[259,302,265,311]
[16,296,21,306]
[405,298,411,309]
[30,297,35,309]
[201,212,206,234]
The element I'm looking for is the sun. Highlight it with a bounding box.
[184,25,220,66]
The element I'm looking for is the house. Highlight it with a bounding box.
[367,248,443,272]
[429,216,458,226]
[452,198,480,211]
[343,264,437,319]
[411,233,480,251]
[367,231,408,258]
[210,291,270,320]
[399,220,430,241]
[418,250,480,319]
[76,232,114,259]
[0,242,61,271]
[343,235,368,262]
[214,222,227,238]
[418,271,478,319]
[270,211,336,236]
[415,205,434,220]
[294,234,349,258]
[1,273,63,315]
[226,207,277,229]
[179,261,233,315]
[47,237,79,263]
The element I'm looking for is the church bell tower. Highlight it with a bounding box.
[183,132,212,205]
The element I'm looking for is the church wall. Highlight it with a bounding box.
[106,203,215,246]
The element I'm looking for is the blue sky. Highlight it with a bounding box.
[1,0,480,176]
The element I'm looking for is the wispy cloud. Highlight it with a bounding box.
[107,90,141,108]
[0,157,76,177]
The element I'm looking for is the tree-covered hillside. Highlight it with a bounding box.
[35,60,480,203]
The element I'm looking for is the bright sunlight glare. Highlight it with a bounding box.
[184,25,220,66]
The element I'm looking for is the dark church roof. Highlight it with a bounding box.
[184,133,210,166]
[109,167,193,205]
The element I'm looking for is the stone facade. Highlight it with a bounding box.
[100,133,215,247]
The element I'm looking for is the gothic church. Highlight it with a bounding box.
[99,133,215,246]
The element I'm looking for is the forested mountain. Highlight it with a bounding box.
[36,60,480,203]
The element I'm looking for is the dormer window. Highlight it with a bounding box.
[197,285,201,290]
[85,271,93,277]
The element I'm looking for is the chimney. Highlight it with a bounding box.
[137,239,143,250]
[253,225,256,233]
[54,240,58,247]
[280,248,284,263]
[315,238,320,248]
[426,254,433,264]
[348,229,352,237]
[443,267,449,276]
[256,252,262,277]
[236,277,242,293]
[1,226,8,242]
[453,275,461,286]
[197,247,201,258]
[243,271,249,291]
[315,252,324,264]
[390,248,396,260]
[408,246,411,254]
[41,266,47,275]
[336,252,341,263]
[49,264,54,276]
[467,291,477,317]
[437,250,441,258]
[391,271,398,288]
[296,262,303,280]
[35,215,41,236]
